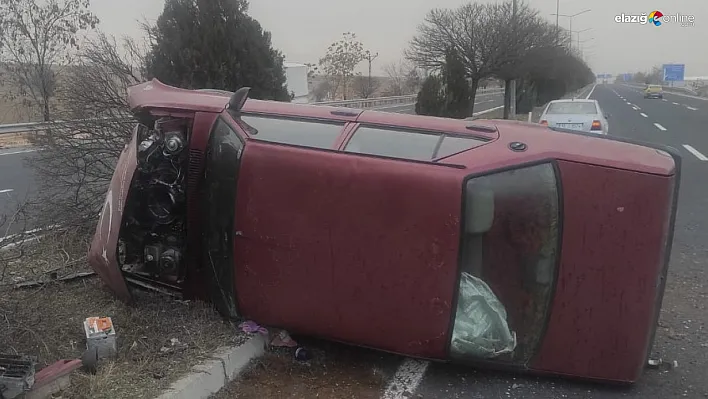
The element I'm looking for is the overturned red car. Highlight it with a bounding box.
[89,79,680,384]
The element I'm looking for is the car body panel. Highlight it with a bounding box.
[232,140,464,358]
[530,160,676,382]
[444,120,674,176]
[89,80,681,384]
[87,128,139,303]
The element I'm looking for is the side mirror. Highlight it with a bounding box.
[606,113,611,119]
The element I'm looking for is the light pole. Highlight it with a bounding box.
[551,9,591,48]
[364,51,379,98]
[510,0,518,118]
[579,37,594,58]
[572,27,592,50]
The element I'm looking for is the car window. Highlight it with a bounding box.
[239,115,344,150]
[436,135,488,158]
[546,102,598,115]
[344,126,442,161]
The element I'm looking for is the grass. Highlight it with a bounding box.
[0,132,31,149]
[0,231,248,399]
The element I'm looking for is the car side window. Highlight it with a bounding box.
[436,135,488,159]
[344,126,442,161]
[344,125,487,161]
[240,114,344,150]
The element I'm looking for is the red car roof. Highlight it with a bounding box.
[127,80,675,176]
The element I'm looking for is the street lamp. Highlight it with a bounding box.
[551,9,591,45]
[572,27,592,49]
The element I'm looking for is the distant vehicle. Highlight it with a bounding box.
[90,79,680,385]
[539,99,610,134]
[644,85,664,99]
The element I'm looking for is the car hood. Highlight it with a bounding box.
[128,79,231,114]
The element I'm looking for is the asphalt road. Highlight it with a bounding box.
[220,84,708,399]
[0,90,505,239]
[0,148,37,237]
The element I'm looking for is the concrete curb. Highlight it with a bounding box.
[155,334,266,399]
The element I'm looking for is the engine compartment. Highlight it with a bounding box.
[118,117,191,294]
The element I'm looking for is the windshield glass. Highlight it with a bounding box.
[546,102,598,115]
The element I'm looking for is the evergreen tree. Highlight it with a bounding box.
[415,75,444,116]
[145,0,289,101]
[441,49,471,118]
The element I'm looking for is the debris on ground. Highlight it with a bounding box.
[0,231,248,399]
[648,358,679,371]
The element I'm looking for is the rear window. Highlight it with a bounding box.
[546,102,598,115]
[344,126,486,161]
[240,115,344,150]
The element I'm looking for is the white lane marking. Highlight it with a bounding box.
[382,358,430,399]
[632,105,639,110]
[654,123,667,131]
[0,189,14,194]
[626,102,631,105]
[471,105,504,116]
[687,106,698,110]
[585,84,596,99]
[640,113,648,118]
[662,99,668,102]
[0,148,37,156]
[672,102,680,105]
[683,145,708,161]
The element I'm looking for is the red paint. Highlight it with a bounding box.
[87,128,138,302]
[530,160,675,382]
[233,141,464,358]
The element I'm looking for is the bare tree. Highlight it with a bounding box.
[0,0,99,121]
[383,60,421,96]
[312,79,333,102]
[406,2,552,111]
[352,74,380,98]
[319,32,366,100]
[26,33,146,230]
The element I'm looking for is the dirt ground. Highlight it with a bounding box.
[0,231,247,399]
[211,339,391,399]
[0,132,31,149]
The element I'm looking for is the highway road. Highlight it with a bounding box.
[0,90,504,239]
[216,83,708,398]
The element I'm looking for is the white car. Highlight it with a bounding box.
[539,99,610,135]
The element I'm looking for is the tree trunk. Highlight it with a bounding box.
[469,78,479,116]
[43,98,51,122]
[503,79,511,119]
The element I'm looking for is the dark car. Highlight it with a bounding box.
[89,79,680,384]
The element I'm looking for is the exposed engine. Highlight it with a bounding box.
[118,117,191,292]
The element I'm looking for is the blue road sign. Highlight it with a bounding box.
[662,64,685,81]
[623,73,633,81]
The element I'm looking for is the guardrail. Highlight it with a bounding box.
[0,88,506,136]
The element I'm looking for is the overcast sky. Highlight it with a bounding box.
[90,0,706,77]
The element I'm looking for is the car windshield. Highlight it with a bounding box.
[546,102,598,115]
